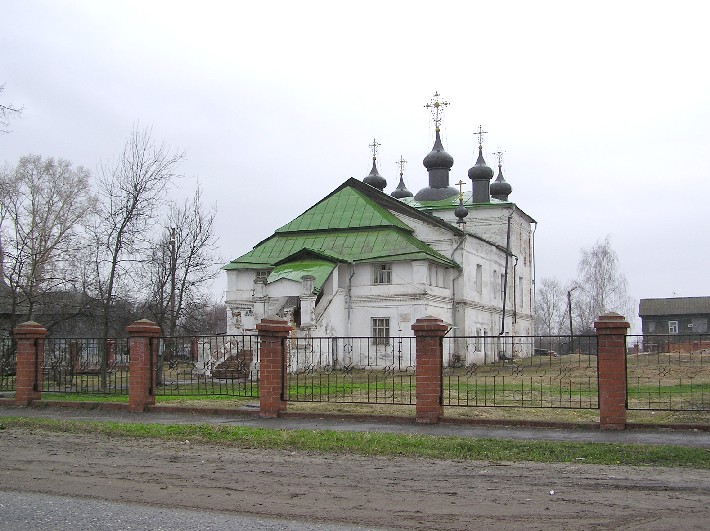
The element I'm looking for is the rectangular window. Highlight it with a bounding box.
[430,265,446,288]
[373,263,392,284]
[647,321,656,333]
[372,318,390,345]
[255,270,269,281]
[474,328,482,351]
[668,321,678,334]
[476,265,483,294]
[518,276,524,308]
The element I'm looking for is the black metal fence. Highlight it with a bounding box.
[0,337,15,392]
[285,336,416,404]
[42,338,130,395]
[442,334,599,408]
[154,335,259,397]
[626,334,710,411]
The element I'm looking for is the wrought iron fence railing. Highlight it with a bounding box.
[154,335,259,397]
[42,338,130,395]
[626,334,709,411]
[285,336,416,405]
[442,335,599,409]
[0,337,16,392]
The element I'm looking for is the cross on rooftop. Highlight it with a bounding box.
[494,150,504,166]
[456,179,466,200]
[476,125,488,147]
[424,91,449,131]
[369,138,381,160]
[396,155,407,176]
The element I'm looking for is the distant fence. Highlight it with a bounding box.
[285,336,416,405]
[626,334,710,411]
[0,337,15,392]
[154,335,259,397]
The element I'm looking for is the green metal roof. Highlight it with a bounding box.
[224,182,458,271]
[225,228,455,269]
[400,191,504,210]
[276,186,410,233]
[266,259,337,292]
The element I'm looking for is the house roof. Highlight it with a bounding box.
[224,179,459,273]
[399,191,537,224]
[267,259,337,293]
[276,185,411,232]
[639,297,710,317]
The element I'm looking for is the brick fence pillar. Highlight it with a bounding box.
[14,321,48,406]
[594,312,630,430]
[412,317,448,424]
[256,318,292,418]
[127,319,161,412]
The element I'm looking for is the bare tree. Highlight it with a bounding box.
[93,126,183,387]
[534,277,567,336]
[142,186,220,336]
[93,125,183,339]
[0,155,95,329]
[0,84,23,134]
[574,236,633,330]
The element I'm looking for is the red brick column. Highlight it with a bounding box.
[412,317,448,424]
[595,312,630,430]
[14,322,48,406]
[256,318,292,418]
[127,319,161,412]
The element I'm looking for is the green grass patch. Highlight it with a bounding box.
[1,415,707,468]
[42,392,129,403]
[39,392,256,405]
[628,383,710,396]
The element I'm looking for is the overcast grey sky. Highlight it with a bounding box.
[2,0,709,316]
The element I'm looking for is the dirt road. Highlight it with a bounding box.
[1,428,708,530]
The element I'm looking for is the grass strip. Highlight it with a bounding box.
[0,416,707,468]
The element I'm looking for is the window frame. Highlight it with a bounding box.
[372,317,390,345]
[373,263,392,285]
[668,320,679,334]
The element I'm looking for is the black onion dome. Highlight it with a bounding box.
[490,164,512,200]
[467,146,494,181]
[391,175,413,198]
[455,198,469,223]
[363,158,387,191]
[423,130,454,170]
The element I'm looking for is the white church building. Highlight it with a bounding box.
[224,96,536,364]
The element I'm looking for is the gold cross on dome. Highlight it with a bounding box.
[456,179,466,200]
[396,155,407,176]
[369,138,381,160]
[424,91,449,131]
[476,125,488,147]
